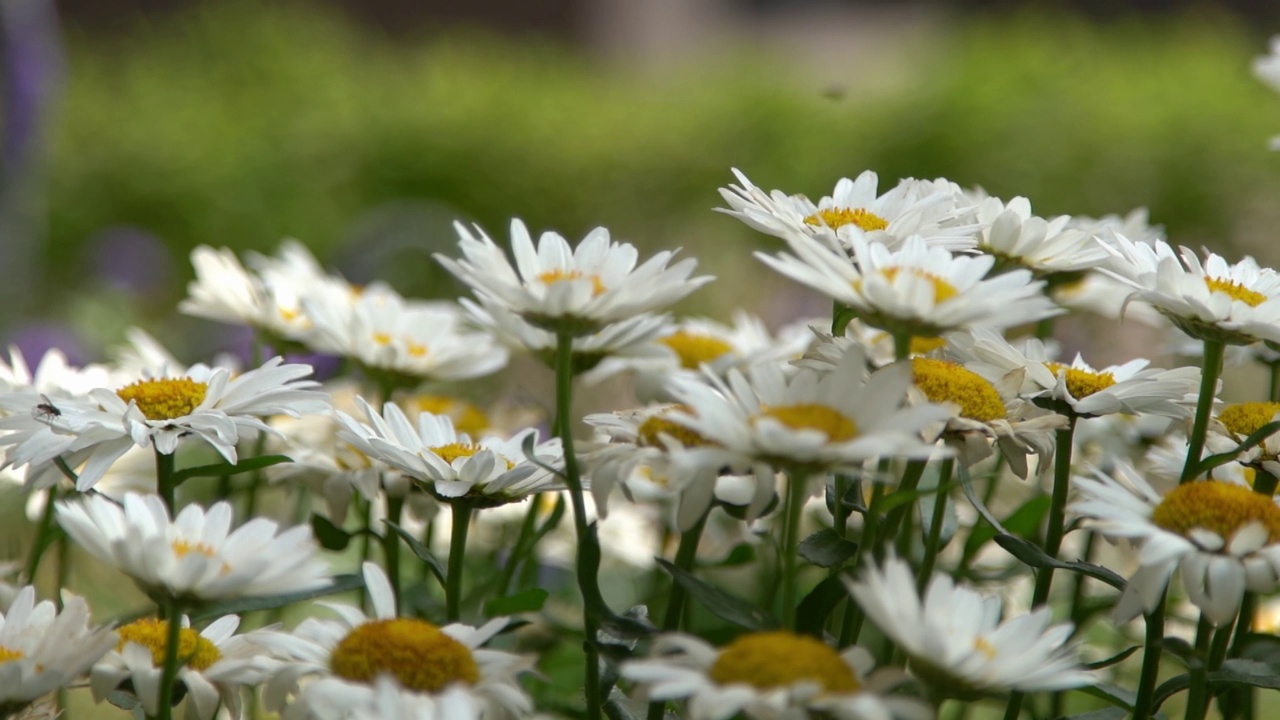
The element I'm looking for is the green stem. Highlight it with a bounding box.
[839,482,885,648]
[833,474,852,538]
[383,495,405,606]
[1032,418,1077,607]
[780,471,809,630]
[155,600,184,720]
[1034,317,1055,340]
[1208,618,1234,671]
[1181,340,1225,484]
[1253,468,1279,497]
[878,460,927,560]
[1269,360,1280,403]
[498,494,544,596]
[1131,599,1166,720]
[445,503,473,622]
[661,510,709,632]
[155,448,177,514]
[917,459,953,594]
[24,485,58,583]
[554,331,604,720]
[1001,692,1025,720]
[892,332,912,361]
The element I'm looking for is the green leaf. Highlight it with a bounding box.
[384,520,447,587]
[656,559,779,630]
[170,454,293,484]
[876,480,955,514]
[795,575,848,638]
[188,573,364,621]
[520,432,565,479]
[483,588,549,617]
[962,495,1050,564]
[1084,645,1141,670]
[311,514,352,551]
[993,534,1126,590]
[1209,658,1280,690]
[1151,674,1191,712]
[710,543,756,567]
[1194,420,1280,476]
[797,529,858,569]
[1077,683,1137,711]
[956,463,1011,536]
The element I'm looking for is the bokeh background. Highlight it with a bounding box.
[3,0,1280,365]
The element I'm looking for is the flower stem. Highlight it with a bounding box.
[1181,340,1224,484]
[1032,418,1077,607]
[155,600,184,720]
[1131,598,1166,720]
[383,494,405,607]
[878,460,927,560]
[647,509,711,720]
[155,447,177,514]
[23,485,57,583]
[780,471,809,630]
[555,331,604,720]
[498,494,544,596]
[1269,360,1280,403]
[917,459,953,594]
[840,480,885,648]
[445,503,473,622]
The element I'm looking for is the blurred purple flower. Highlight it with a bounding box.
[89,226,175,296]
[5,322,85,366]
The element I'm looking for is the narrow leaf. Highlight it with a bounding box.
[170,454,292,484]
[797,529,858,569]
[795,575,848,638]
[1084,645,1141,670]
[957,463,1011,536]
[188,574,364,621]
[385,520,447,586]
[1077,683,1137,711]
[963,495,1050,564]
[993,534,1126,590]
[656,559,779,630]
[1194,420,1280,476]
[311,514,352,551]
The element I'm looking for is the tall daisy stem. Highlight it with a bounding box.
[1131,598,1166,720]
[780,471,809,630]
[155,447,177,514]
[878,460,927,560]
[916,459,953,594]
[23,485,57,583]
[155,599,184,720]
[1181,340,1224,484]
[1032,417,1077,607]
[646,510,711,720]
[445,503,473,622]
[383,494,405,606]
[554,331,604,720]
[839,481,885,648]
[498,494,544,596]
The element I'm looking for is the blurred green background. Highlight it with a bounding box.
[3,0,1280,361]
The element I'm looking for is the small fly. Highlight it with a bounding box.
[32,394,61,422]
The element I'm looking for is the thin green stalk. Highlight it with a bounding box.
[155,600,184,720]
[1001,692,1025,720]
[445,503,473,622]
[1181,340,1225,484]
[1031,418,1077,607]
[839,482,886,648]
[24,485,58,583]
[780,472,809,630]
[554,331,604,720]
[1185,662,1209,720]
[878,460,928,560]
[1207,618,1234,670]
[498,495,544,595]
[892,332,912,362]
[833,474,852,538]
[917,459,954,594]
[1225,594,1257,720]
[1253,468,1279,497]
[1269,360,1280,403]
[1131,599,1167,720]
[661,510,710,632]
[155,447,178,514]
[383,495,405,605]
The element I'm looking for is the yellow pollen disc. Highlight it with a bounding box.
[910,336,947,354]
[279,307,301,322]
[172,540,216,558]
[912,358,1007,422]
[0,646,23,664]
[866,267,959,304]
[755,404,858,443]
[973,637,998,660]
[372,332,393,346]
[408,395,490,437]
[709,631,860,693]
[804,207,889,233]
[430,442,484,465]
[1205,276,1267,308]
[116,377,209,421]
[407,342,428,358]
[637,408,714,448]
[1044,362,1116,399]
[117,619,222,672]
[1152,480,1280,545]
[1219,402,1280,438]
[537,268,606,297]
[330,618,479,693]
[659,331,735,370]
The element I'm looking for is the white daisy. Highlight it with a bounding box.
[0,356,329,491]
[90,614,281,720]
[758,233,1059,337]
[971,195,1107,278]
[1103,235,1280,345]
[262,563,533,719]
[55,493,331,601]
[436,218,712,335]
[1206,401,1280,477]
[0,586,117,718]
[292,676,479,720]
[1072,464,1280,625]
[335,399,563,505]
[718,167,978,251]
[845,556,1094,697]
[622,630,928,720]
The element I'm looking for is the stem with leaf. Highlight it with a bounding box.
[24,485,58,583]
[1181,340,1224,484]
[155,447,178,514]
[780,471,809,630]
[446,503,473,622]
[154,599,184,720]
[917,459,953,594]
[1031,417,1077,607]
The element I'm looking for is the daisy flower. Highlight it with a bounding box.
[845,557,1094,698]
[1072,463,1280,625]
[1206,401,1280,477]
[55,493,330,601]
[436,218,712,336]
[293,676,479,720]
[0,356,329,491]
[622,630,928,720]
[758,233,1059,338]
[718,167,978,251]
[971,195,1108,278]
[262,563,533,719]
[0,587,117,719]
[90,614,280,720]
[335,399,563,506]
[1103,236,1280,346]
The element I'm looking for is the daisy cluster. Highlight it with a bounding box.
[1,35,1280,720]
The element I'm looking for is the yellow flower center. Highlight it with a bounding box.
[0,646,23,664]
[659,331,735,370]
[910,335,948,354]
[408,395,490,437]
[973,637,999,660]
[537,269,606,297]
[172,540,216,559]
[863,267,959,304]
[330,618,479,693]
[912,358,1007,422]
[1044,362,1116,399]
[1205,276,1267,308]
[116,377,209,421]
[117,618,222,672]
[804,207,889,233]
[637,407,714,448]
[708,631,860,693]
[1218,402,1280,438]
[755,404,858,442]
[1152,480,1280,545]
[430,442,485,465]
[407,342,429,358]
